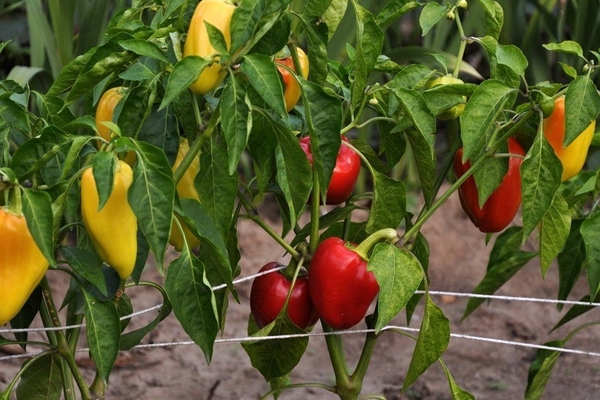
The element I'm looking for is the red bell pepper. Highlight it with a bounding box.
[300,136,361,205]
[453,137,525,233]
[250,262,319,329]
[308,237,379,330]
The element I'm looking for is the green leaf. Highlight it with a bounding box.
[478,0,504,39]
[524,340,563,400]
[302,16,329,87]
[581,211,600,301]
[242,316,309,381]
[550,296,595,332]
[542,40,584,57]
[241,54,286,116]
[460,79,514,161]
[204,21,230,57]
[368,244,422,333]
[439,359,475,400]
[130,142,175,272]
[419,2,447,37]
[521,132,562,242]
[564,75,600,147]
[367,172,406,232]
[495,44,528,77]
[403,295,450,390]
[66,42,136,103]
[229,0,266,56]
[21,188,56,266]
[557,220,586,306]
[221,77,251,174]
[118,39,169,63]
[120,290,172,350]
[92,152,115,211]
[83,289,120,383]
[249,13,291,56]
[301,78,343,199]
[160,56,209,110]
[165,252,219,363]
[61,247,107,297]
[350,1,384,107]
[196,141,238,238]
[181,199,234,293]
[10,126,69,184]
[539,194,571,276]
[321,0,349,40]
[116,82,158,140]
[472,154,508,208]
[463,231,537,318]
[15,353,62,400]
[405,128,436,205]
[274,129,312,231]
[247,112,278,194]
[376,1,420,29]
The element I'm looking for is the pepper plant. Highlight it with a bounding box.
[1,0,600,399]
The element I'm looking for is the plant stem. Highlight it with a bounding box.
[321,322,351,392]
[173,102,220,185]
[237,192,301,259]
[40,278,93,400]
[309,170,321,254]
[348,330,379,395]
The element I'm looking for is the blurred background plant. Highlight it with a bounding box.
[0,0,131,88]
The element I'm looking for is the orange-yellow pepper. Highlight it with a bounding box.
[0,207,49,326]
[183,0,236,95]
[543,96,596,181]
[275,47,310,112]
[95,87,136,166]
[169,139,201,251]
[81,159,137,280]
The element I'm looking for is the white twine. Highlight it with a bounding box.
[2,266,600,363]
[2,324,599,362]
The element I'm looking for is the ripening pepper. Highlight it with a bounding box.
[453,137,525,233]
[95,87,124,143]
[169,139,201,251]
[0,208,50,326]
[95,86,136,166]
[300,136,362,205]
[250,262,319,329]
[81,159,137,280]
[308,237,379,330]
[426,75,466,120]
[543,96,596,181]
[183,0,236,95]
[275,47,310,112]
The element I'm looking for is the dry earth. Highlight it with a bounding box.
[2,188,600,399]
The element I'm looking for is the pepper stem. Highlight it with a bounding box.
[351,228,399,261]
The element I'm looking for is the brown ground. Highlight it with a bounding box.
[2,188,600,399]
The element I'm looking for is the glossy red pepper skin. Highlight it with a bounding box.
[453,137,525,233]
[250,262,319,330]
[308,237,379,330]
[299,136,361,205]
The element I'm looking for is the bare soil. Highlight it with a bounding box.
[2,189,600,399]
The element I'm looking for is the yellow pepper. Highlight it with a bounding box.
[95,86,136,166]
[543,96,596,181]
[0,207,49,326]
[183,0,236,95]
[169,139,201,251]
[81,159,137,280]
